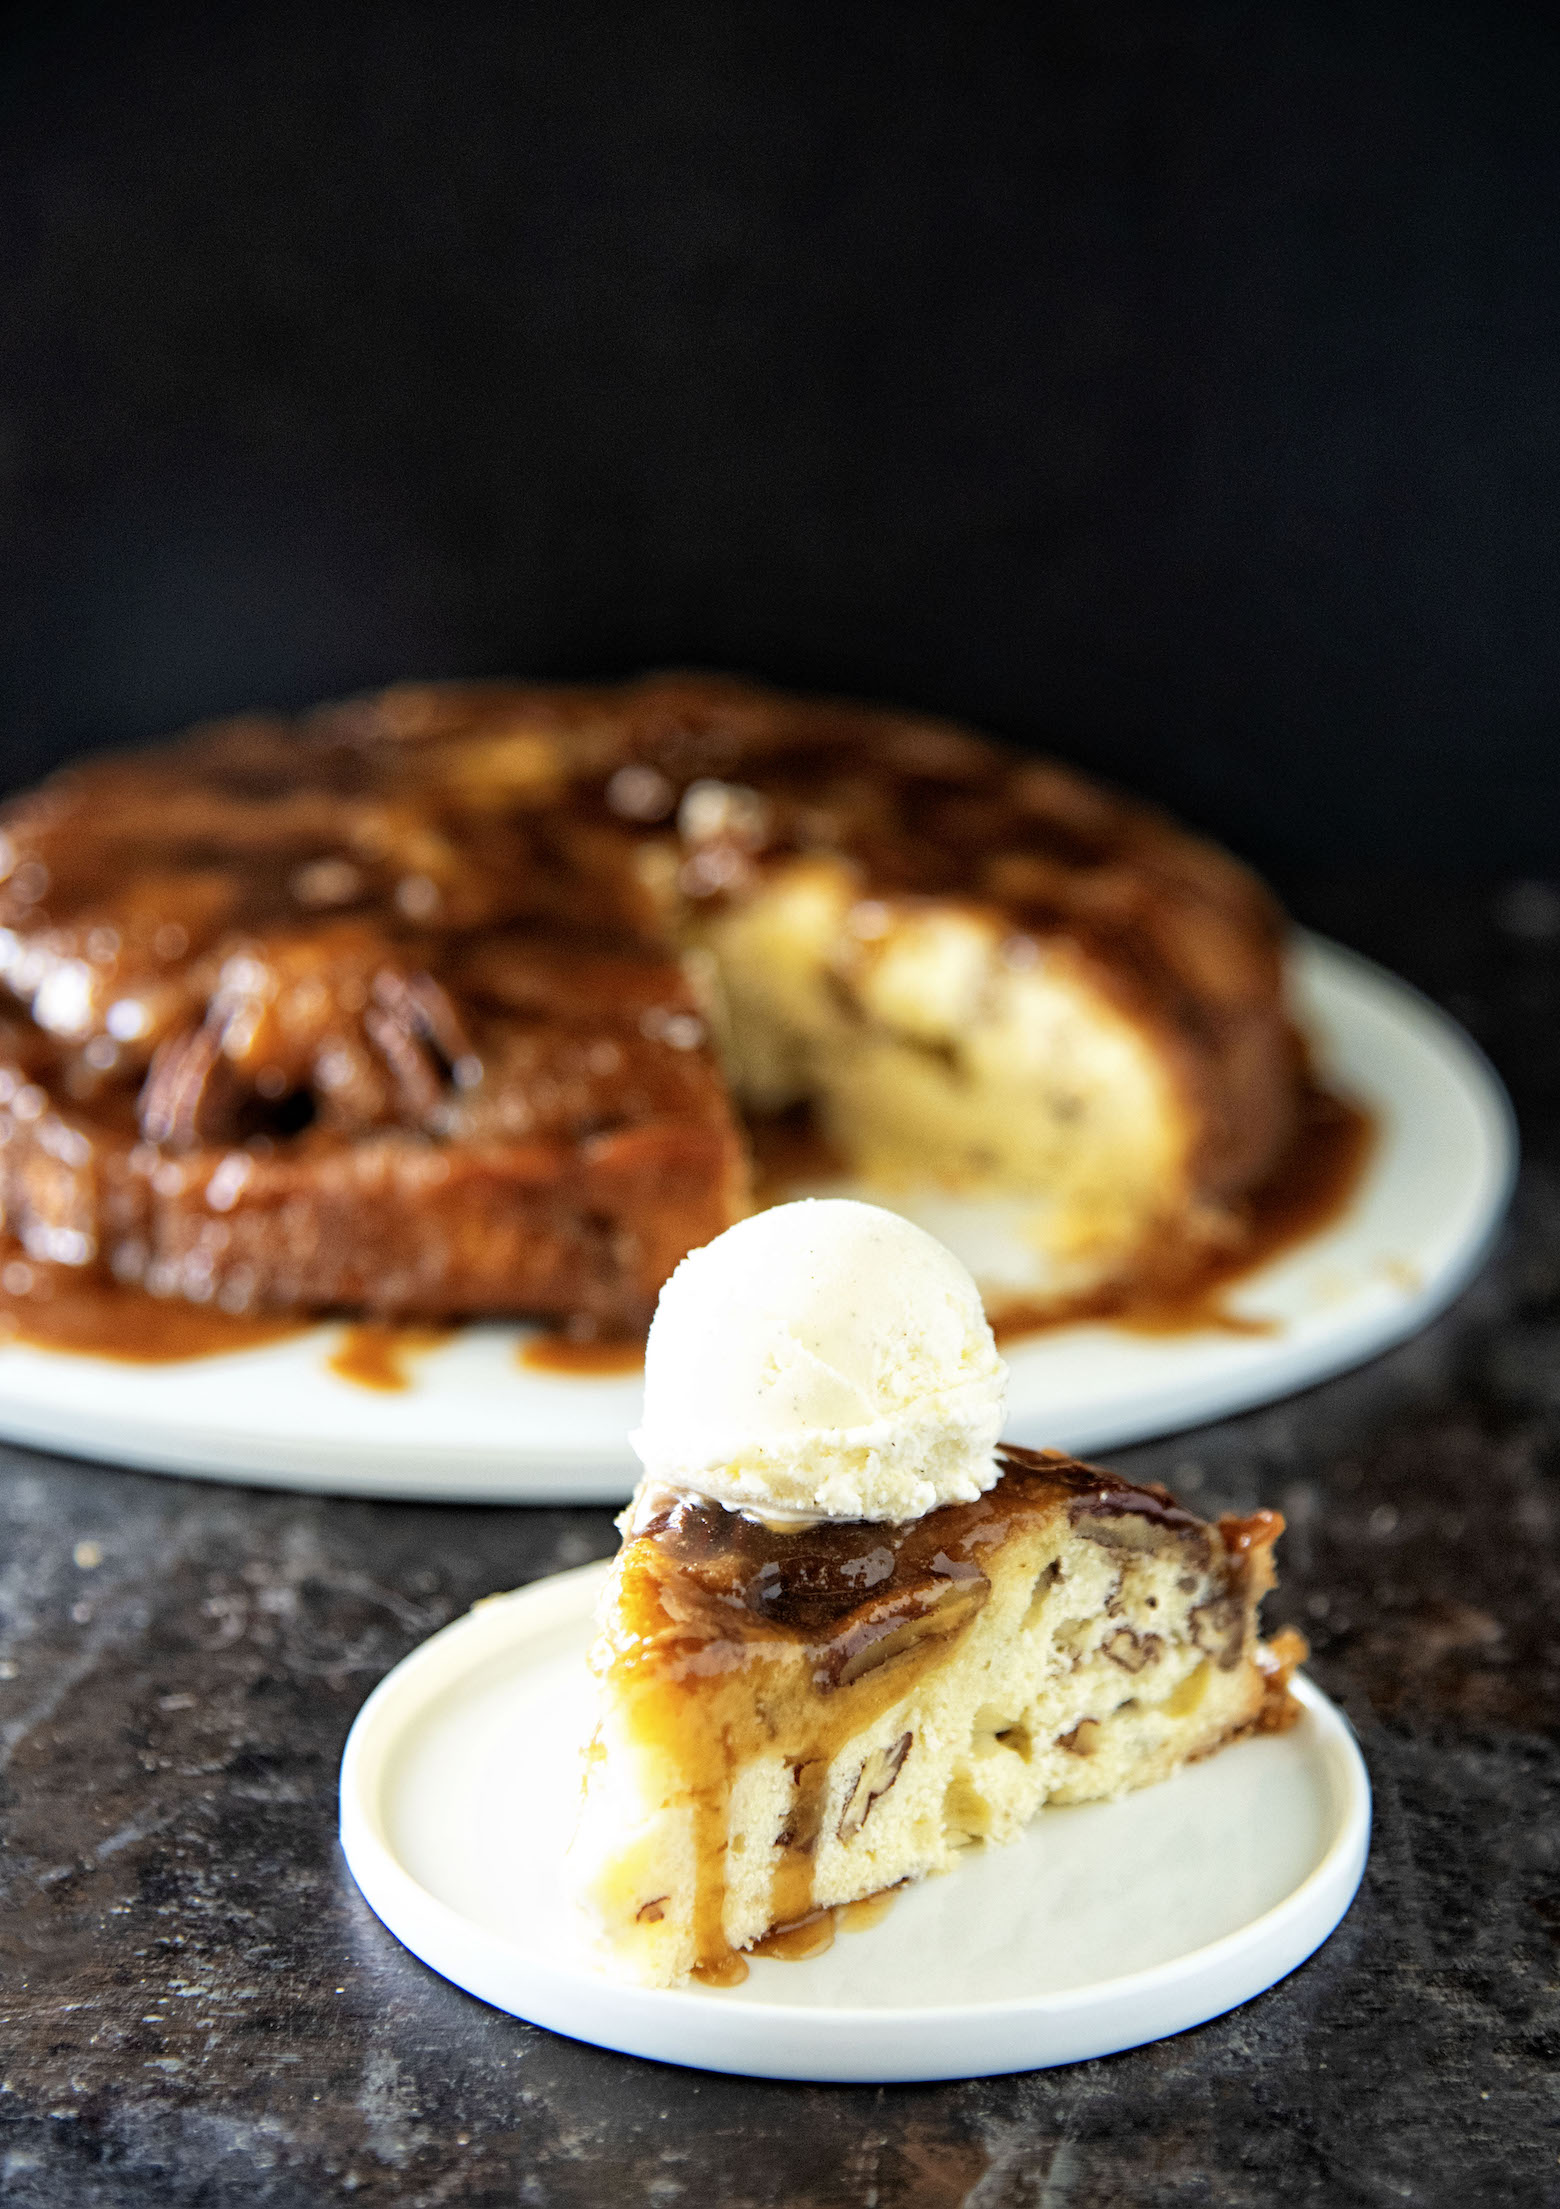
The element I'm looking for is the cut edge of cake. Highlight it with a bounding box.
[673,854,1203,1288]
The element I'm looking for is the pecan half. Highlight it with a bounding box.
[838,1731,913,1842]
[1191,1592,1245,1670]
[815,1575,987,1691]
[1103,1625,1163,1673]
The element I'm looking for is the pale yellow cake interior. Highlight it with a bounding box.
[653,853,1197,1285]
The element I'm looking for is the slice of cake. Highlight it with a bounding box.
[568,1200,1304,1988]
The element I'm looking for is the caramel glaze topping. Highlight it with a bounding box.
[599,1446,1281,1981]
[629,1445,1219,1665]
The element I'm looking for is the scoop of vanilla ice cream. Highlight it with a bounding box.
[629,1198,1007,1522]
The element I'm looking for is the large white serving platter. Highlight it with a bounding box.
[0,936,1515,1498]
[338,1561,1371,2081]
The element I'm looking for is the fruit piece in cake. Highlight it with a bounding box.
[567,1199,1304,1988]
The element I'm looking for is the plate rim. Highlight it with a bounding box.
[338,1561,1372,2078]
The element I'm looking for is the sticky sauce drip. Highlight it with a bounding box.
[0,1257,307,1363]
[518,1332,645,1376]
[989,1083,1375,1341]
[750,1906,839,1963]
[327,1323,456,1391]
[691,1887,906,1985]
[690,1952,750,1989]
[838,1886,901,1933]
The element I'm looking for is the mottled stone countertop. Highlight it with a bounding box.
[1,879,1558,2208]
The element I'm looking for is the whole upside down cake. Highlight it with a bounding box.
[0,673,1298,1329]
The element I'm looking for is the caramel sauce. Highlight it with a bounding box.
[518,1332,646,1376]
[995,1082,1372,1341]
[326,1323,456,1391]
[0,1259,460,1390]
[750,1883,907,1961]
[690,1886,904,1985]
[838,1885,901,1933]
[607,1449,1227,1982]
[0,1260,307,1363]
[690,1952,751,1988]
[1253,1625,1309,1731]
[750,1906,840,1962]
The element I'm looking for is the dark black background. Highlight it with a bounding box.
[3,0,1560,870]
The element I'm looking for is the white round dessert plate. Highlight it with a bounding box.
[0,935,1515,1498]
[338,1560,1372,2082]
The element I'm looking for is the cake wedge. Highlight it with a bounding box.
[568,1202,1304,1988]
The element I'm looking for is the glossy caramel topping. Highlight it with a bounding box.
[628,1446,1211,1662]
